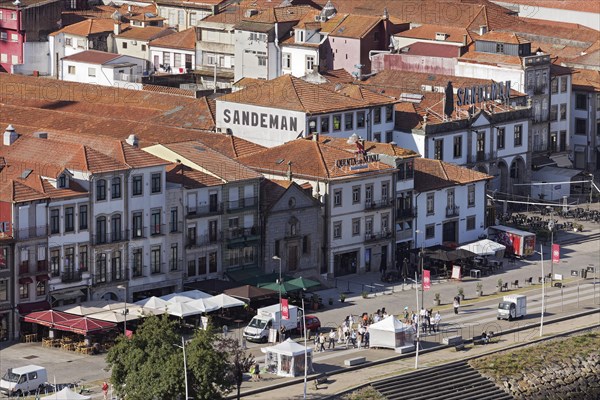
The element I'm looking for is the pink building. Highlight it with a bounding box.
[0,0,63,73]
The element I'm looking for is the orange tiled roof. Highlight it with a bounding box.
[159,141,262,182]
[478,31,529,45]
[150,28,196,50]
[320,69,354,84]
[50,18,119,37]
[116,26,173,41]
[328,14,381,39]
[458,43,523,66]
[61,50,122,64]
[260,179,296,211]
[219,74,396,114]
[316,136,419,158]
[500,0,600,14]
[237,136,396,180]
[396,24,474,44]
[571,68,600,92]
[166,163,222,188]
[414,157,492,192]
[243,5,316,24]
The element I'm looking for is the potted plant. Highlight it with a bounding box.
[433,293,441,306]
[497,278,503,293]
[339,293,346,303]
[361,291,369,299]
[328,297,333,306]
[457,287,465,301]
[476,282,483,297]
[311,294,320,311]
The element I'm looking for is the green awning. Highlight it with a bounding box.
[225,268,293,286]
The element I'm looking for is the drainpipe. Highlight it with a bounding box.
[274,22,281,77]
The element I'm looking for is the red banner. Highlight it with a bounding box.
[281,298,289,320]
[552,244,560,264]
[423,270,431,290]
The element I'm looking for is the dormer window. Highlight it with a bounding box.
[58,174,66,188]
[435,32,447,41]
[295,30,305,43]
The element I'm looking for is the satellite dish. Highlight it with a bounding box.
[347,133,359,145]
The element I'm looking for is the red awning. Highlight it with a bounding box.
[36,274,50,282]
[17,301,51,314]
[54,316,117,335]
[23,309,79,327]
[19,277,33,284]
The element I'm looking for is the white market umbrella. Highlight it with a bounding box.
[161,290,212,303]
[54,305,105,316]
[135,296,169,309]
[186,298,219,313]
[42,387,91,400]
[87,310,140,323]
[208,294,245,309]
[160,302,205,318]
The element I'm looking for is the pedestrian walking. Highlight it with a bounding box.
[453,298,460,314]
[280,325,287,341]
[433,310,441,333]
[102,381,109,400]
[318,332,326,352]
[328,329,336,349]
[253,362,261,381]
[364,328,370,348]
[350,329,357,348]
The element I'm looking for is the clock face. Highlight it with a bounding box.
[288,197,296,208]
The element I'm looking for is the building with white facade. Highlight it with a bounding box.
[114,24,174,63]
[548,64,572,155]
[155,0,228,31]
[60,50,148,89]
[143,140,263,281]
[216,74,397,147]
[149,28,197,73]
[412,158,492,248]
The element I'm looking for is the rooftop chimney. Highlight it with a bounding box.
[462,34,467,46]
[479,25,487,35]
[126,134,139,147]
[312,133,319,141]
[114,22,121,35]
[3,125,18,146]
[286,161,293,181]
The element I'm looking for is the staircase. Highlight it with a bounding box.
[370,361,513,400]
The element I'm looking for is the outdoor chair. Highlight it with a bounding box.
[501,283,508,292]
[511,280,519,289]
[526,277,533,285]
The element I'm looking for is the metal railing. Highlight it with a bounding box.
[37,260,48,272]
[169,259,183,272]
[365,199,392,210]
[186,204,223,218]
[150,263,164,275]
[396,229,413,241]
[446,205,460,218]
[187,233,221,248]
[396,207,416,220]
[149,224,165,236]
[169,221,184,233]
[19,262,30,275]
[224,226,259,240]
[225,197,257,212]
[13,225,48,240]
[364,230,393,242]
[130,227,148,240]
[61,269,83,283]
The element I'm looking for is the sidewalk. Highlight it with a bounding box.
[237,312,600,399]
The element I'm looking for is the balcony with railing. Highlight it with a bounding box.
[186,204,223,218]
[61,269,83,283]
[224,226,259,242]
[92,230,129,245]
[225,197,257,212]
[468,151,497,164]
[446,205,460,218]
[364,230,393,243]
[150,263,164,275]
[187,233,221,248]
[169,221,184,234]
[396,207,416,220]
[37,260,48,273]
[365,199,392,211]
[149,224,165,237]
[14,225,48,240]
[111,267,128,282]
[92,273,109,285]
[19,261,30,275]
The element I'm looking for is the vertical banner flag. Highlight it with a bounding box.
[281,298,289,320]
[552,244,560,264]
[423,270,431,290]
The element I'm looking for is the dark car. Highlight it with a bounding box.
[298,315,321,333]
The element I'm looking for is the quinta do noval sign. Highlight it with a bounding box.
[455,80,511,106]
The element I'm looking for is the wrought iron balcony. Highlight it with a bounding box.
[149,224,165,236]
[37,260,48,272]
[225,197,258,212]
[130,227,148,240]
[446,205,460,218]
[111,267,128,282]
[396,207,416,220]
[365,199,392,210]
[186,204,223,218]
[61,269,83,283]
[19,261,30,275]
[14,225,48,240]
[187,233,221,248]
[364,230,393,243]
[224,226,259,241]
[150,263,164,275]
[396,229,413,241]
[169,259,183,272]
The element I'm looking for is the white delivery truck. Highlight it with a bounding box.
[0,365,48,397]
[243,303,299,342]
[497,295,527,321]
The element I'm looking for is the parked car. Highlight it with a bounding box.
[298,315,321,333]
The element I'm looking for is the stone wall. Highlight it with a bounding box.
[500,353,600,399]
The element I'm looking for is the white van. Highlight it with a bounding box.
[0,365,48,396]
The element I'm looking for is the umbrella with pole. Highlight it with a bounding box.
[286,277,320,290]
[258,281,303,295]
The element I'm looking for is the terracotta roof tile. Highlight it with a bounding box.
[571,68,600,92]
[116,26,174,41]
[320,69,354,84]
[478,31,529,45]
[328,14,380,38]
[142,84,196,97]
[150,28,196,50]
[499,0,600,14]
[316,136,419,158]
[61,50,122,64]
[243,5,316,24]
[399,41,461,58]
[50,18,119,37]
[459,44,523,66]
[166,163,222,188]
[260,179,294,210]
[219,74,396,114]
[414,158,492,192]
[396,24,473,44]
[160,141,262,182]
[237,136,396,180]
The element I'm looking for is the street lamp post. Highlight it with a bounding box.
[272,255,283,342]
[300,296,308,399]
[547,206,555,285]
[173,337,189,400]
[117,284,128,336]
[538,245,545,337]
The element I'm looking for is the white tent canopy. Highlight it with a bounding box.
[186,298,219,313]
[54,305,105,316]
[86,310,141,323]
[368,316,415,349]
[41,387,91,400]
[262,338,313,377]
[458,239,506,257]
[160,302,205,318]
[135,296,169,309]
[161,290,212,303]
[208,294,245,309]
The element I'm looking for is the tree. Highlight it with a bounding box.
[219,337,255,400]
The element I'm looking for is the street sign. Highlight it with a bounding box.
[281,298,289,320]
[552,244,560,264]
[423,270,431,290]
